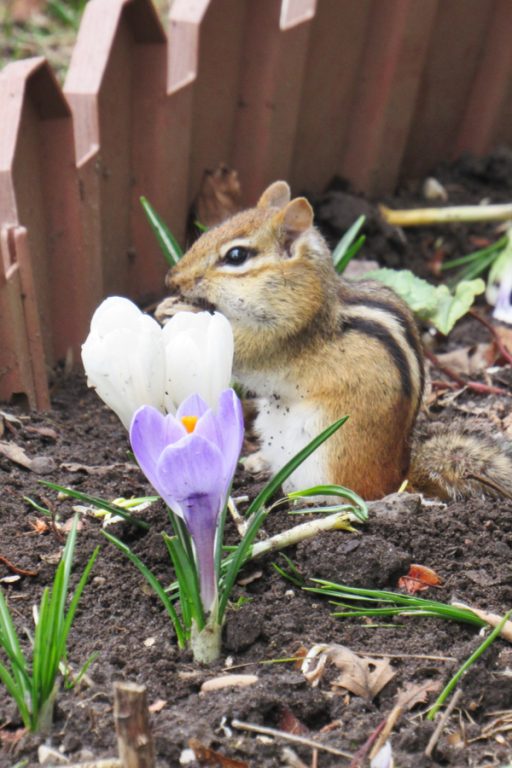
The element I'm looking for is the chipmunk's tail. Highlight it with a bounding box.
[409,425,512,501]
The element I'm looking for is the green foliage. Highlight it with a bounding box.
[306,579,490,627]
[441,232,509,284]
[360,268,485,335]
[0,517,98,732]
[332,215,366,273]
[140,197,183,267]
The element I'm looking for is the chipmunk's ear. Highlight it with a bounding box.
[277,197,314,237]
[257,180,291,209]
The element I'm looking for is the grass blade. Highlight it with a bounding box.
[244,417,349,519]
[287,484,368,522]
[39,481,150,530]
[332,215,366,272]
[140,196,183,267]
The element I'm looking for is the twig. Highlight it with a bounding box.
[0,554,38,577]
[424,348,510,397]
[231,718,353,760]
[348,719,386,767]
[469,310,512,365]
[114,682,155,768]
[353,651,457,662]
[380,202,512,227]
[369,706,403,761]
[425,689,462,757]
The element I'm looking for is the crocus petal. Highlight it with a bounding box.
[194,389,244,495]
[493,270,512,325]
[176,393,210,421]
[130,406,186,503]
[82,298,166,428]
[161,311,234,411]
[156,434,226,504]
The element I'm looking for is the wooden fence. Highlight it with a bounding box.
[1,0,512,408]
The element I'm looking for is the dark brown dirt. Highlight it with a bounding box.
[1,154,512,768]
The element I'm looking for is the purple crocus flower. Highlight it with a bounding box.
[130,389,244,613]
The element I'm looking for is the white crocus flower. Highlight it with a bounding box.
[161,311,234,413]
[82,297,166,429]
[81,296,234,428]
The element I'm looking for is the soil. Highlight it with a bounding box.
[1,152,512,768]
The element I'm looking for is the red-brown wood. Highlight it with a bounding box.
[454,0,512,157]
[65,0,176,305]
[402,0,495,179]
[0,227,49,409]
[231,0,315,204]
[340,0,438,195]
[0,58,88,367]
[290,0,370,194]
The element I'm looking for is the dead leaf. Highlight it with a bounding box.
[398,564,442,594]
[25,425,58,440]
[29,518,49,534]
[302,644,395,699]
[148,698,167,713]
[200,674,258,694]
[279,707,309,736]
[189,737,248,768]
[193,164,242,229]
[395,680,442,710]
[0,441,55,474]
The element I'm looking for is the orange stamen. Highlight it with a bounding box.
[181,415,199,433]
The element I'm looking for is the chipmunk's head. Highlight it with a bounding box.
[166,182,335,345]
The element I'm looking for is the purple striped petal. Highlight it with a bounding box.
[176,393,210,421]
[194,389,244,496]
[156,434,225,507]
[130,406,186,501]
[181,493,220,611]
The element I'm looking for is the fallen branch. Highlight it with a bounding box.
[231,718,353,760]
[380,202,512,227]
[250,512,355,560]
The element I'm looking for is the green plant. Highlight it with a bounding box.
[104,416,352,662]
[305,579,492,628]
[0,517,98,732]
[140,197,183,267]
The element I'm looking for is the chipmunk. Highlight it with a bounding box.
[160,181,512,501]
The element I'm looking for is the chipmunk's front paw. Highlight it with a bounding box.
[243,450,271,476]
[154,295,200,325]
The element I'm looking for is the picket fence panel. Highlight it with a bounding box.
[0,0,511,406]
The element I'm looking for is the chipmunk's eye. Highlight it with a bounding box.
[223,246,256,266]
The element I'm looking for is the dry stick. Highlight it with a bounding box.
[231,718,353,760]
[114,682,155,768]
[380,202,512,227]
[424,348,510,397]
[368,706,403,761]
[469,309,512,366]
[425,689,463,758]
